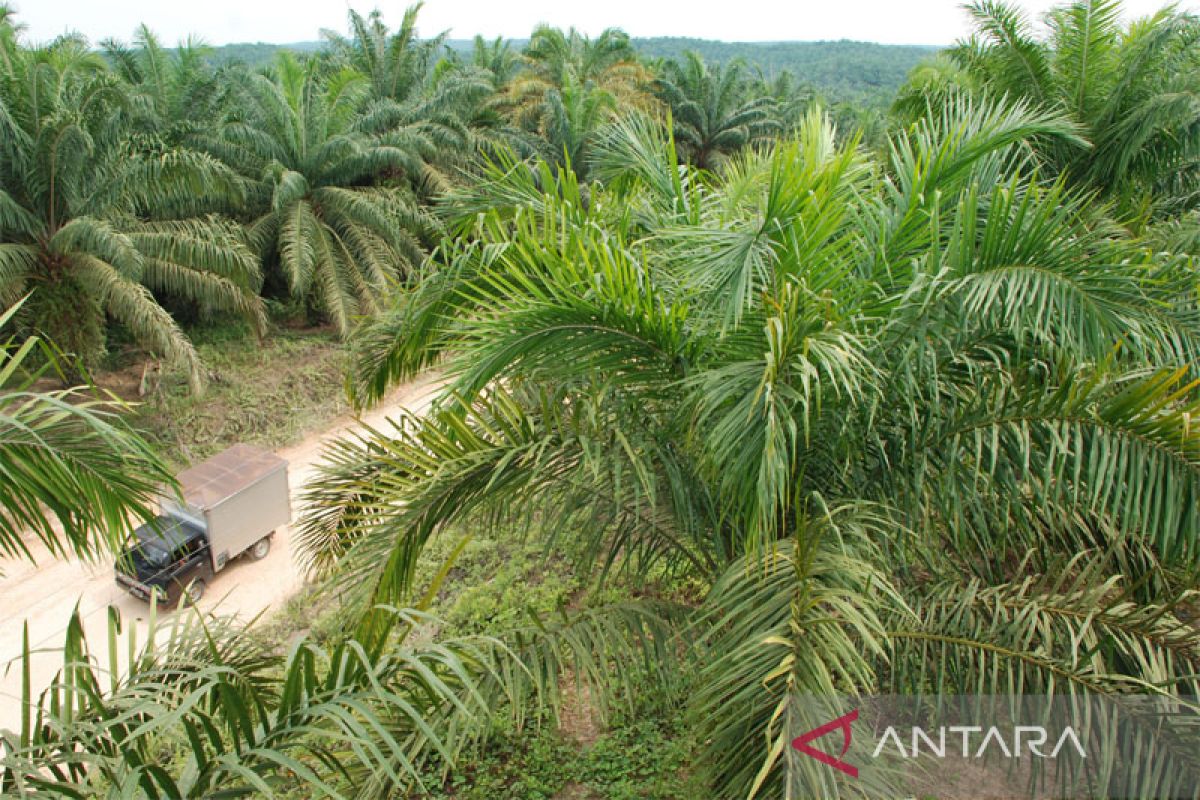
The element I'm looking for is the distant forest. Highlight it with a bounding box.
[207,38,939,107]
[635,38,938,106]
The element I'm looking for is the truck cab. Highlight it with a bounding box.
[115,515,214,606]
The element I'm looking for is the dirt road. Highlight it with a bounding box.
[0,371,443,733]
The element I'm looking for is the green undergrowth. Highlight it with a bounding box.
[414,712,698,800]
[263,523,702,799]
[410,528,702,800]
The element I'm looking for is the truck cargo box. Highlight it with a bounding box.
[160,444,291,571]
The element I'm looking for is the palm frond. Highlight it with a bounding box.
[74,255,205,390]
[0,298,174,565]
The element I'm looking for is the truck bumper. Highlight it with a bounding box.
[115,572,154,602]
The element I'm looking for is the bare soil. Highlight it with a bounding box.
[557,675,604,748]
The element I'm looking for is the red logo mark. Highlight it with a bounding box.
[791,708,859,778]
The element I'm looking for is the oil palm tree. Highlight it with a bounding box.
[899,0,1200,217]
[468,35,521,89]
[100,27,232,147]
[539,72,619,178]
[321,5,503,190]
[0,4,22,78]
[755,68,814,133]
[507,25,657,174]
[207,53,440,334]
[433,35,540,162]
[512,25,651,111]
[0,32,264,389]
[891,53,981,122]
[654,51,780,170]
[322,4,445,107]
[304,101,1200,797]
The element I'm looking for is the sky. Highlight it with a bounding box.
[16,0,1200,48]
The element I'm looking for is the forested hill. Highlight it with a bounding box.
[207,38,940,106]
[634,38,939,104]
[207,40,323,66]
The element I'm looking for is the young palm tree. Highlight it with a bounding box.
[654,51,780,170]
[207,53,440,334]
[468,35,521,89]
[755,68,814,133]
[0,31,263,388]
[891,53,981,122]
[321,5,509,190]
[303,103,1200,796]
[538,72,619,178]
[898,0,1200,217]
[0,4,22,77]
[433,35,542,163]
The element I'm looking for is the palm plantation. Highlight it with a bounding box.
[2,0,1200,797]
[0,31,263,388]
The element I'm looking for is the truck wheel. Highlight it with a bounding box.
[182,579,206,607]
[249,536,271,560]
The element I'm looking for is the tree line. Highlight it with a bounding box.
[211,36,935,109]
[0,2,825,390]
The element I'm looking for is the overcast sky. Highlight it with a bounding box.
[16,0,1199,48]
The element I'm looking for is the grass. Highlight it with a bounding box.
[97,321,351,468]
[415,715,698,800]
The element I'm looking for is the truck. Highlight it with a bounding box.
[115,444,291,606]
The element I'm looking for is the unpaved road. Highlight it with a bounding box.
[0,371,443,733]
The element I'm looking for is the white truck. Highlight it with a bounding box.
[115,444,291,606]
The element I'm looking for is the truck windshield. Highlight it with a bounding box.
[139,540,172,568]
[124,515,202,574]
